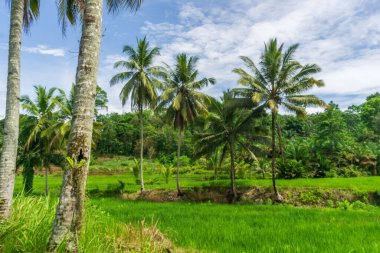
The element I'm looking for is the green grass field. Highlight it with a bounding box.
[11,167,380,252]
[14,173,380,196]
[91,198,380,253]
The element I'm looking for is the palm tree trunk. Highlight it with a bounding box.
[271,112,282,201]
[176,128,182,196]
[277,122,285,163]
[229,140,237,202]
[139,107,144,192]
[48,0,103,251]
[45,167,49,195]
[22,166,34,194]
[0,0,23,219]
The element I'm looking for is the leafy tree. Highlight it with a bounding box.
[233,38,326,200]
[314,103,354,166]
[110,37,163,191]
[361,94,380,132]
[157,53,215,195]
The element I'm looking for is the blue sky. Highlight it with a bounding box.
[1,0,380,118]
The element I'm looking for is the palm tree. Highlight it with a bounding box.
[110,37,163,192]
[233,38,326,201]
[48,84,107,150]
[195,92,266,201]
[48,0,143,251]
[20,85,60,195]
[157,53,215,195]
[0,0,40,219]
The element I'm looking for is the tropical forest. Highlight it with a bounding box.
[0,0,379,252]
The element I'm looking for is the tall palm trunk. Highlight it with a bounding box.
[229,139,237,202]
[0,0,23,219]
[45,167,49,195]
[271,112,282,201]
[48,0,103,251]
[176,128,182,196]
[277,122,285,163]
[139,107,144,192]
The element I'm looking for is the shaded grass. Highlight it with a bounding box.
[92,198,380,253]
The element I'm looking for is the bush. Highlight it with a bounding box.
[299,190,324,205]
[278,159,306,179]
[333,165,362,178]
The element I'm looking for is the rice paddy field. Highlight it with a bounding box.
[8,161,380,252]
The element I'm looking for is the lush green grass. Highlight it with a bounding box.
[92,198,380,253]
[0,196,171,253]
[14,173,380,196]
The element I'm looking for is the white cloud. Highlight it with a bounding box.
[141,0,380,108]
[23,45,65,57]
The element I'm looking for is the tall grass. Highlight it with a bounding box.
[0,196,172,252]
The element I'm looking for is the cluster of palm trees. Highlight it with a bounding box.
[110,37,326,201]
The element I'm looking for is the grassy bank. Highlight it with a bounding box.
[92,198,380,253]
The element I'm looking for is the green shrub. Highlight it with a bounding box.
[334,166,362,178]
[326,200,335,208]
[338,200,351,210]
[278,159,305,179]
[299,190,324,204]
[351,200,366,210]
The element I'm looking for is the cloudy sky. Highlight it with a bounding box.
[0,0,379,118]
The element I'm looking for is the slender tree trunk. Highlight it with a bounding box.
[45,167,49,195]
[22,166,34,194]
[277,122,285,164]
[176,128,182,196]
[229,140,237,202]
[214,165,218,180]
[271,112,282,201]
[0,0,23,219]
[139,107,144,191]
[48,0,103,251]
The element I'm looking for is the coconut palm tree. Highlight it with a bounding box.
[110,37,163,192]
[0,0,40,219]
[20,85,60,195]
[48,84,107,150]
[233,38,326,200]
[157,53,215,195]
[48,0,143,251]
[195,92,266,201]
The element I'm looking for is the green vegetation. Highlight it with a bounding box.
[0,196,172,252]
[92,198,380,253]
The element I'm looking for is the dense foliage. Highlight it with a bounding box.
[94,94,380,180]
